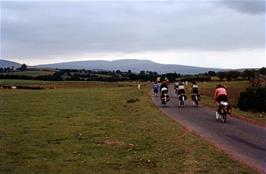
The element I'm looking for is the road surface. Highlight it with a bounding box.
[152,86,266,173]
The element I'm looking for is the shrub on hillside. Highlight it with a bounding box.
[237,74,266,112]
[237,87,266,112]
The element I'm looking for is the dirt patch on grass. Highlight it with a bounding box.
[47,137,68,144]
[126,98,140,103]
[102,139,125,146]
[97,138,135,148]
[134,158,157,169]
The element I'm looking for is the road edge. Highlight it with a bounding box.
[148,91,263,174]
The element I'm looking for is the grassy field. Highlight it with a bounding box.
[196,81,266,124]
[0,79,138,89]
[1,70,55,77]
[0,82,256,173]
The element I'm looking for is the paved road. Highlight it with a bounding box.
[152,86,266,173]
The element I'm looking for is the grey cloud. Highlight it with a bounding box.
[219,0,265,14]
[1,1,265,59]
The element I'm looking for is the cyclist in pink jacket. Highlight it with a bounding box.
[214,84,232,118]
[214,84,228,104]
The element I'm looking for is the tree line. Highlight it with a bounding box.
[0,64,27,73]
[205,69,265,81]
[1,64,265,83]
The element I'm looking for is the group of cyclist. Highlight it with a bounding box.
[153,78,230,113]
[153,79,200,105]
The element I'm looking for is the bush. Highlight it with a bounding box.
[237,87,266,112]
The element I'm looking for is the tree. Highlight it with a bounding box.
[19,64,27,71]
[231,71,240,80]
[242,69,255,80]
[207,71,216,76]
[139,70,145,75]
[225,72,232,81]
[217,72,226,81]
[225,71,240,81]
[258,67,266,75]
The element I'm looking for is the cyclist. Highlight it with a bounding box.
[191,81,200,104]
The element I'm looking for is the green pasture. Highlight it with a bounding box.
[0,84,255,173]
[0,79,139,88]
[1,70,55,77]
[0,79,59,85]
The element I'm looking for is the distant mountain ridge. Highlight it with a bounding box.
[0,59,21,68]
[35,59,223,74]
[1,59,224,74]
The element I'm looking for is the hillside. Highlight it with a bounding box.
[36,59,222,74]
[0,59,21,68]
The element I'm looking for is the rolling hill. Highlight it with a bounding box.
[0,59,21,69]
[36,59,223,74]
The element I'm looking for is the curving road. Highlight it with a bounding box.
[152,86,266,173]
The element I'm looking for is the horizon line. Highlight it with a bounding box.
[1,58,264,70]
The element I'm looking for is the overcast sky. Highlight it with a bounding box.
[1,0,265,68]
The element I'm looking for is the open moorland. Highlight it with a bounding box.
[0,81,256,173]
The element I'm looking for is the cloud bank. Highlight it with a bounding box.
[1,1,265,68]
